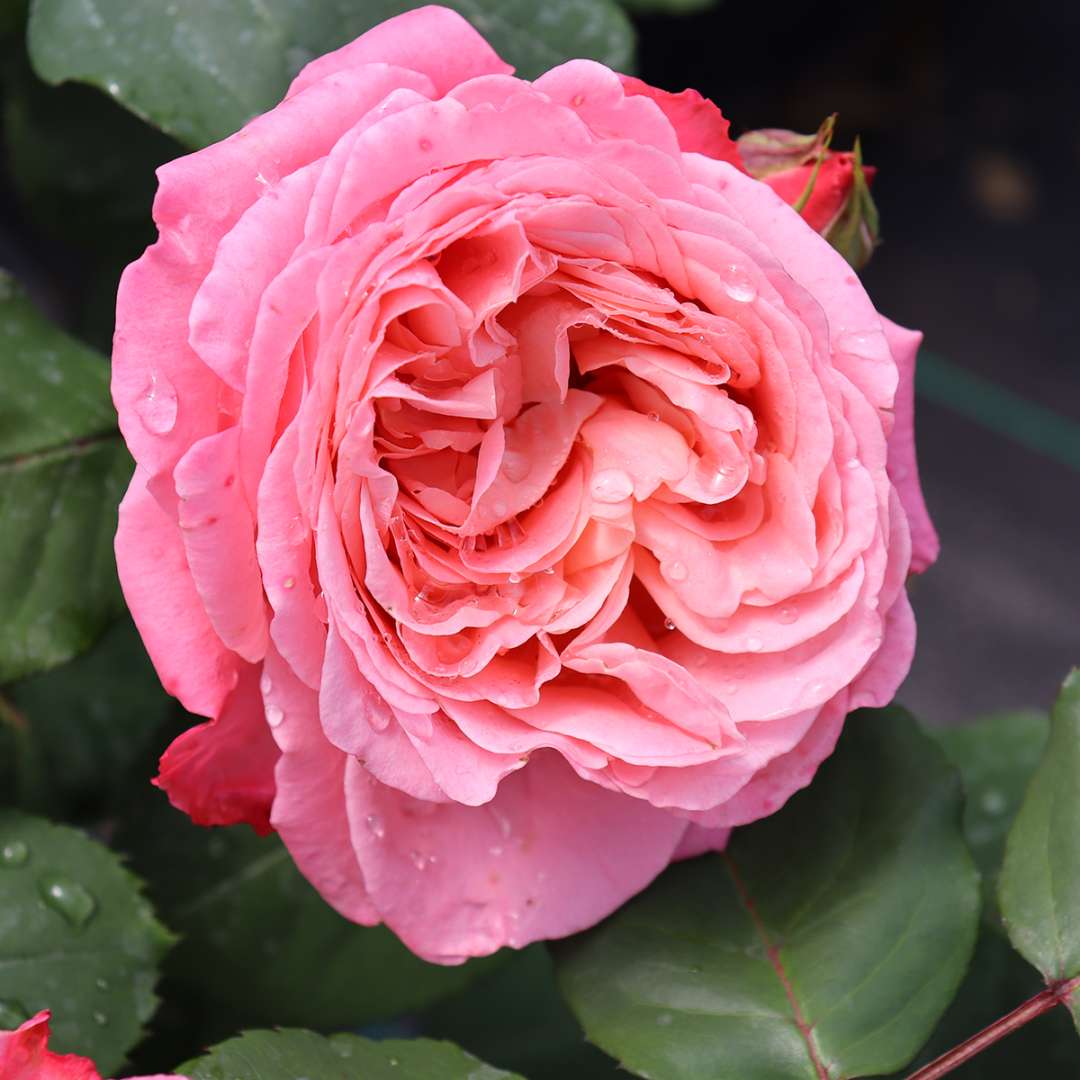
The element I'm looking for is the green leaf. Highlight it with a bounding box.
[181,1028,524,1080]
[27,0,635,150]
[0,617,176,818]
[998,670,1080,1024]
[930,710,1048,926]
[0,274,129,682]
[0,811,173,1073]
[893,930,1080,1078]
[555,709,980,1080]
[615,0,715,13]
[425,945,622,1080]
[117,798,500,1048]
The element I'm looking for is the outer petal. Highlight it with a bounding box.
[287,6,512,98]
[619,75,743,165]
[881,316,940,573]
[115,467,240,718]
[264,645,380,924]
[155,662,280,834]
[0,1012,181,1080]
[343,752,686,962]
[0,1013,97,1080]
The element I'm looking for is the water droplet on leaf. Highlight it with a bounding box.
[39,875,96,927]
[1,840,28,867]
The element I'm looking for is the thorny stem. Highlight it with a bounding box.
[905,975,1080,1079]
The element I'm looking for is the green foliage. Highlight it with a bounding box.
[117,797,499,1051]
[27,0,635,150]
[0,811,173,1073]
[425,945,622,1079]
[0,617,176,819]
[180,1028,524,1080]
[555,710,981,1080]
[0,274,129,683]
[931,709,1049,924]
[999,671,1080,1024]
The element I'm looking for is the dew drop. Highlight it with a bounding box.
[1,840,28,867]
[663,618,677,631]
[501,450,531,482]
[981,789,1007,816]
[409,850,431,870]
[647,411,661,422]
[571,93,585,107]
[0,999,28,1029]
[283,576,296,590]
[657,1013,673,1026]
[93,1011,108,1027]
[489,845,504,857]
[778,606,799,625]
[266,704,285,727]
[39,875,96,927]
[745,635,763,652]
[418,137,433,152]
[95,977,109,991]
[134,372,178,435]
[590,468,634,503]
[724,266,757,303]
[365,814,385,839]
[259,673,273,696]
[722,680,740,695]
[664,560,688,583]
[542,566,556,575]
[508,571,523,584]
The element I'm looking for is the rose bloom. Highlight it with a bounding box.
[0,1012,180,1080]
[113,6,937,962]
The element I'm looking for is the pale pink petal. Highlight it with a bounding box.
[343,752,685,961]
[881,316,940,573]
[115,467,239,717]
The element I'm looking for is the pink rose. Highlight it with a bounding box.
[113,5,937,962]
[0,1012,182,1080]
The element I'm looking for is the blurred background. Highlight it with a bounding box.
[5,0,1077,727]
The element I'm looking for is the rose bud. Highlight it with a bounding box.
[0,1011,182,1080]
[113,5,937,963]
[738,116,881,269]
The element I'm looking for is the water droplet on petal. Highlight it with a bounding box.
[664,560,688,583]
[1,840,28,867]
[283,577,296,590]
[590,468,634,503]
[259,673,273,696]
[134,372,178,435]
[365,814,385,839]
[647,411,661,422]
[502,450,531,482]
[409,850,431,870]
[724,265,757,303]
[745,635,763,652]
[664,618,677,631]
[508,571,523,584]
[845,456,861,470]
[542,566,556,575]
[779,606,799,625]
[39,875,96,927]
[723,680,740,695]
[266,704,285,727]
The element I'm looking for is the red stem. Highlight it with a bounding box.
[906,975,1080,1079]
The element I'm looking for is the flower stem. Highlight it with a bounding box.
[906,976,1080,1079]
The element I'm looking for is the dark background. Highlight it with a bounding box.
[638,0,1080,724]
[2,0,1078,726]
